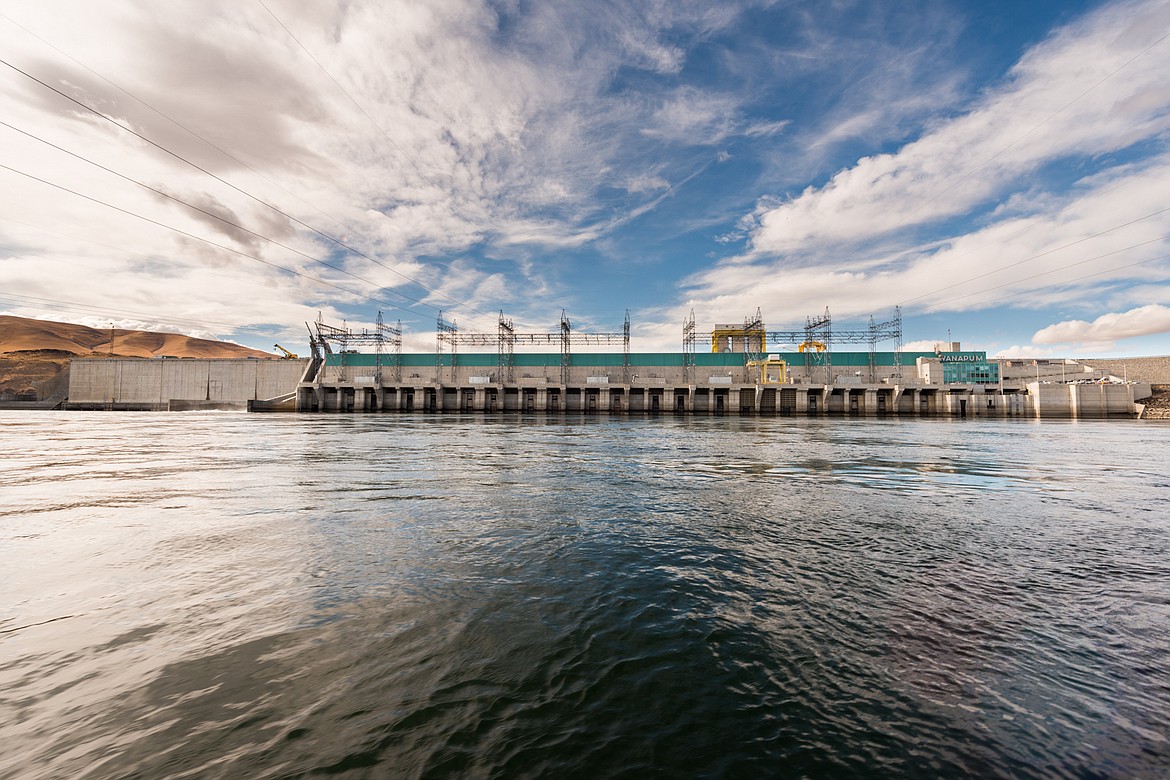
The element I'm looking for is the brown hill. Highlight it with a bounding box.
[0,315,280,398]
[0,315,275,359]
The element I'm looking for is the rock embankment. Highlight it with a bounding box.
[1076,357,1170,419]
[1141,385,1170,420]
[1078,356,1170,384]
[0,350,73,399]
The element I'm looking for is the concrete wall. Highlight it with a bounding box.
[68,358,308,409]
[1028,381,1139,419]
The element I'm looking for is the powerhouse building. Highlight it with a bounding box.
[289,348,1147,418]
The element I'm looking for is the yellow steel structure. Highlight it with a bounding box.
[748,358,788,384]
[710,323,766,353]
[798,341,826,353]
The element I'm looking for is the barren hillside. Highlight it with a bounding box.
[0,315,274,359]
[0,315,278,398]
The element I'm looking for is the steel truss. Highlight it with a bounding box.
[762,306,902,383]
[435,311,629,384]
[743,307,766,381]
[315,311,402,383]
[623,310,632,384]
[682,310,696,384]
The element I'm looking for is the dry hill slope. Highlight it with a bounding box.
[0,315,274,359]
[0,315,279,397]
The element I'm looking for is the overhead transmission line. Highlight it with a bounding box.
[0,290,297,337]
[0,119,444,315]
[0,56,499,327]
[0,214,304,295]
[923,245,1170,312]
[0,10,353,238]
[808,23,1170,322]
[1,9,511,329]
[257,0,535,311]
[0,161,424,316]
[896,204,1170,310]
[852,26,1170,263]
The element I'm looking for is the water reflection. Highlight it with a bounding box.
[1,412,1167,778]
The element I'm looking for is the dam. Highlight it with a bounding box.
[60,350,1150,418]
[61,309,1154,419]
[289,350,1149,419]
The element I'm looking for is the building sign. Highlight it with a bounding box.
[939,351,998,384]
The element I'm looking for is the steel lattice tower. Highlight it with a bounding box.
[623,310,632,384]
[682,310,696,384]
[498,312,515,383]
[560,310,571,385]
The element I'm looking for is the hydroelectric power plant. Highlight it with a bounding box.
[62,308,1152,418]
[279,309,1149,419]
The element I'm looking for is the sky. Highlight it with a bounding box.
[2,0,1170,358]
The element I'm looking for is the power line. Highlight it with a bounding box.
[918,245,1170,313]
[254,0,529,280]
[897,205,1170,308]
[860,164,1163,302]
[0,290,294,337]
[0,119,444,316]
[0,56,498,325]
[0,161,423,316]
[0,9,354,238]
[0,214,294,293]
[852,26,1170,258]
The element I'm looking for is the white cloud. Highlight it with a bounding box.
[664,1,1170,351]
[743,120,790,138]
[1032,304,1170,347]
[991,344,1074,359]
[625,173,671,194]
[4,0,1169,356]
[746,0,1170,257]
[902,339,944,352]
[1,0,784,334]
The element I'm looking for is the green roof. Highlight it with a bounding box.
[325,351,936,368]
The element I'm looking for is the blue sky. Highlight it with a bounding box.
[2,0,1169,357]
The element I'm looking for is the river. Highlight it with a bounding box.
[2,412,1168,778]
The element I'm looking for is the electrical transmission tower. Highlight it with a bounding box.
[314,312,400,383]
[682,309,696,384]
[560,310,572,385]
[436,312,458,382]
[498,313,515,383]
[426,310,627,385]
[763,306,903,384]
[623,310,632,383]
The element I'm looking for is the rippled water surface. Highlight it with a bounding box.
[2,412,1169,778]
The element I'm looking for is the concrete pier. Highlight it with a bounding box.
[294,378,1147,419]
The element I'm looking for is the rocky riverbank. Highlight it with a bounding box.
[1140,385,1170,419]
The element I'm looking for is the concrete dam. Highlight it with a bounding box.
[291,350,1148,419]
[62,351,1150,419]
[66,357,309,411]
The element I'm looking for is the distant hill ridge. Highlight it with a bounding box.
[0,315,274,359]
